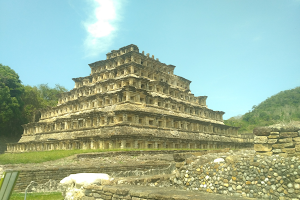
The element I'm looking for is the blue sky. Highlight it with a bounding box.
[0,0,299,119]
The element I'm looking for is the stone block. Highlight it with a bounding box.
[253,127,272,136]
[280,132,298,138]
[272,142,294,149]
[272,149,282,153]
[281,126,300,132]
[282,148,296,154]
[225,155,238,164]
[270,132,279,135]
[278,138,293,143]
[295,145,300,152]
[254,144,272,152]
[293,137,300,142]
[268,135,279,139]
[175,162,185,168]
[268,139,278,144]
[82,197,95,200]
[173,153,193,162]
[254,136,268,144]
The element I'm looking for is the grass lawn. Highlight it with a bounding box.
[0,148,207,165]
[10,192,63,200]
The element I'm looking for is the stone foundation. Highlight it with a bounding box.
[7,126,253,153]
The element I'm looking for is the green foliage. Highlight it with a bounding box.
[11,192,63,200]
[0,64,25,138]
[225,86,300,133]
[21,84,67,123]
[21,85,44,123]
[38,84,67,107]
[0,64,68,139]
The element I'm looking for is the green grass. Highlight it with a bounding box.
[0,148,208,165]
[10,192,63,200]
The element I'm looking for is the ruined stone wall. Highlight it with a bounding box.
[12,163,169,192]
[253,124,300,156]
[8,149,230,192]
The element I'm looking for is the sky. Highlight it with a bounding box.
[0,0,299,120]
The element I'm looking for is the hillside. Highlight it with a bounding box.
[225,86,300,133]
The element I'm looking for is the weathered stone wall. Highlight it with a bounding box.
[8,149,227,192]
[12,163,170,192]
[253,124,300,157]
[75,184,250,200]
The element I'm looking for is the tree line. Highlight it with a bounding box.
[225,86,300,133]
[0,64,67,140]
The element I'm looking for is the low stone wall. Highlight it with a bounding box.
[9,149,229,192]
[253,124,300,157]
[79,184,250,200]
[12,163,170,192]
[76,149,229,159]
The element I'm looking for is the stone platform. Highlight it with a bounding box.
[82,184,254,200]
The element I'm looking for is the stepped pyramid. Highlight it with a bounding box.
[7,44,252,152]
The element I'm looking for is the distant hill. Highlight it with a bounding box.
[225,86,300,133]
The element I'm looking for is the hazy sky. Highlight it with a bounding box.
[1,0,299,119]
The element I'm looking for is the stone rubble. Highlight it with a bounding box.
[24,180,66,193]
[170,149,300,200]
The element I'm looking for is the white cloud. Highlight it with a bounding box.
[83,0,123,57]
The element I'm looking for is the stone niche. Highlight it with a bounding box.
[253,122,300,157]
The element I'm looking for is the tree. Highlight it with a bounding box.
[21,85,44,123]
[21,84,68,123]
[0,64,25,138]
[38,84,68,107]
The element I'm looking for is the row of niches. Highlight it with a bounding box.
[46,92,220,122]
[91,56,174,79]
[106,45,136,59]
[25,113,234,136]
[7,137,237,153]
[87,65,181,89]
[63,78,197,107]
